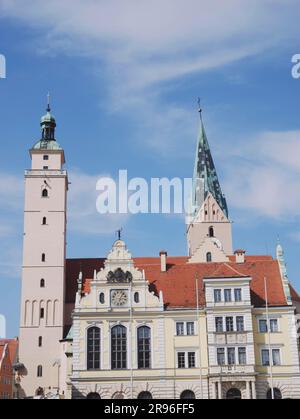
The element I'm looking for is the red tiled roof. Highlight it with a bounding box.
[290,285,300,303]
[209,263,248,279]
[0,345,5,362]
[0,339,18,364]
[66,256,290,314]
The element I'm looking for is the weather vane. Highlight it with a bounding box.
[116,228,123,240]
[47,92,51,112]
[197,97,202,113]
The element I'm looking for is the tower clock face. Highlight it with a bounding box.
[111,290,128,307]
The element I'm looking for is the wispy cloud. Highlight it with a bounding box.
[1,0,300,156]
[223,130,300,220]
[68,170,129,235]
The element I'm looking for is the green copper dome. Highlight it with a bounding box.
[32,139,62,150]
[40,110,56,125]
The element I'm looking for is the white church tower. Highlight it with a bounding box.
[187,105,233,263]
[19,98,68,397]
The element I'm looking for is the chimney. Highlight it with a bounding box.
[234,249,246,264]
[160,251,167,272]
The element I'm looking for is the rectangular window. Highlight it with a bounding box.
[186,322,195,336]
[262,349,270,366]
[226,317,234,332]
[270,319,278,333]
[224,289,232,302]
[215,317,223,333]
[178,352,186,368]
[272,349,281,366]
[236,316,244,332]
[214,289,222,303]
[227,348,236,365]
[238,347,247,365]
[217,348,225,366]
[188,352,196,368]
[43,155,49,160]
[43,166,49,170]
[40,308,44,319]
[259,319,268,333]
[176,322,185,336]
[234,288,242,302]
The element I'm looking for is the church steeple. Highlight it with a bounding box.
[187,102,233,262]
[192,103,228,218]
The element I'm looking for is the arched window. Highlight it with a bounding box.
[99,293,105,304]
[111,325,127,370]
[42,217,47,225]
[37,365,43,377]
[206,252,212,263]
[40,308,45,319]
[138,326,151,369]
[209,226,214,237]
[134,292,140,303]
[86,392,101,400]
[87,327,101,370]
[41,254,46,262]
[112,392,125,399]
[38,336,43,347]
[138,391,153,399]
[267,388,282,400]
[40,279,45,288]
[42,189,48,198]
[226,388,242,400]
[180,390,196,399]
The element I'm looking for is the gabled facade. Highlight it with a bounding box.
[0,338,19,399]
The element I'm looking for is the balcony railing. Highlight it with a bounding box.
[209,364,255,375]
[214,332,251,345]
[25,170,67,176]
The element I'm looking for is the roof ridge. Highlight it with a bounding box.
[210,262,248,278]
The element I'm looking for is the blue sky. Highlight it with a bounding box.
[0,0,300,337]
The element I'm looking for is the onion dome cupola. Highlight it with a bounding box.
[41,99,56,141]
[32,94,63,151]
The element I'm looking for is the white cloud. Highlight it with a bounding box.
[1,0,300,157]
[223,130,300,220]
[68,170,129,235]
[0,173,24,211]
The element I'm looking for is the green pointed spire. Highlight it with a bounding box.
[192,104,228,217]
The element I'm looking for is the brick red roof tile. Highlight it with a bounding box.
[0,339,18,364]
[66,256,291,313]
